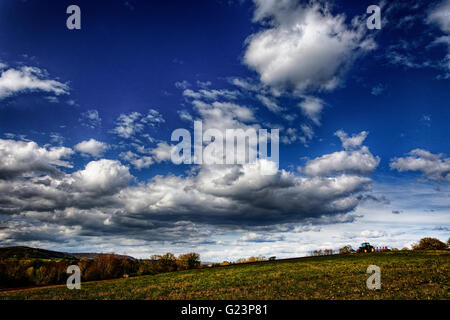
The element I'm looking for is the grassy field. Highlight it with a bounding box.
[0,250,448,300]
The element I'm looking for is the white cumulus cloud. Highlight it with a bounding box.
[75,139,108,157]
[244,0,374,93]
[0,138,73,179]
[390,149,450,182]
[303,131,379,176]
[72,159,132,194]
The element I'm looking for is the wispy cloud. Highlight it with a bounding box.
[0,66,68,100]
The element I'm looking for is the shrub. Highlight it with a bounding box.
[339,245,353,254]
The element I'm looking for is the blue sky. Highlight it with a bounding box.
[0,0,449,261]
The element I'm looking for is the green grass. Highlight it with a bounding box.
[1,250,448,300]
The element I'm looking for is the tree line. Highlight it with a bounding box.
[0,252,200,289]
[312,237,449,256]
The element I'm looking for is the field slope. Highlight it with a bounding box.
[0,250,448,300]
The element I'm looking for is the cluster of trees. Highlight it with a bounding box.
[0,252,200,289]
[311,249,334,256]
[412,237,448,250]
[211,255,269,267]
[0,259,73,288]
[235,255,266,264]
[386,237,448,251]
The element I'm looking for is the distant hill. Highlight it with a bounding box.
[67,252,136,260]
[0,246,77,260]
[0,246,136,261]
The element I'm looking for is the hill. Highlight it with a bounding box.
[0,246,135,261]
[0,246,77,260]
[66,252,136,260]
[1,250,448,300]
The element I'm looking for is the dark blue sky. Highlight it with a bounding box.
[1,0,448,177]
